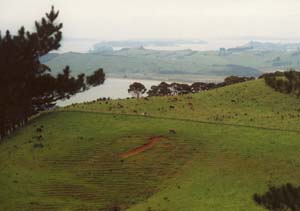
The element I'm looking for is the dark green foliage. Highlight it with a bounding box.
[253,183,300,211]
[86,68,105,86]
[190,82,213,92]
[147,76,255,97]
[259,71,285,79]
[147,81,195,96]
[263,70,300,97]
[170,83,192,95]
[224,75,255,85]
[128,82,147,98]
[0,7,105,139]
[147,82,172,97]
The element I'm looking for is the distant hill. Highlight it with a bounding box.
[39,53,60,63]
[42,43,300,81]
[90,39,207,52]
[43,48,265,81]
[245,41,300,51]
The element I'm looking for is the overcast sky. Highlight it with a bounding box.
[1,0,300,41]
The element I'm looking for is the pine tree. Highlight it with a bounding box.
[0,7,105,139]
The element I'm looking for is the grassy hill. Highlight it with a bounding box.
[66,79,300,131]
[1,79,300,211]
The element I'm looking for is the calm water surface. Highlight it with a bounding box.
[57,78,162,107]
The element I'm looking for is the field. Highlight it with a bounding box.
[1,79,300,211]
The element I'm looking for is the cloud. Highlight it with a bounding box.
[1,0,300,40]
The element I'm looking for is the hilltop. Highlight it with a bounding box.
[1,79,300,211]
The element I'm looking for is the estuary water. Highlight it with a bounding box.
[57,78,162,107]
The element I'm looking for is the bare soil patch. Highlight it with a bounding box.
[121,136,164,159]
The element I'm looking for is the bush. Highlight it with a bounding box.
[253,183,300,211]
[263,70,300,97]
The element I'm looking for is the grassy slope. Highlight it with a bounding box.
[66,79,300,131]
[0,112,194,211]
[1,80,300,211]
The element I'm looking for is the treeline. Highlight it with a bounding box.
[0,7,105,140]
[128,76,254,98]
[261,69,300,96]
[146,76,255,97]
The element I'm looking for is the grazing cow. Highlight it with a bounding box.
[169,129,176,134]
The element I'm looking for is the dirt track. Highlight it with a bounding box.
[121,136,163,159]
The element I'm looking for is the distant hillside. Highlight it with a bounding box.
[43,46,300,81]
[40,53,60,63]
[245,41,300,51]
[91,39,207,51]
[43,48,266,82]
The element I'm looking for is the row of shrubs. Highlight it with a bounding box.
[261,69,300,97]
[145,76,255,97]
[147,69,300,98]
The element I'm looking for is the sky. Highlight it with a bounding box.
[1,0,300,41]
